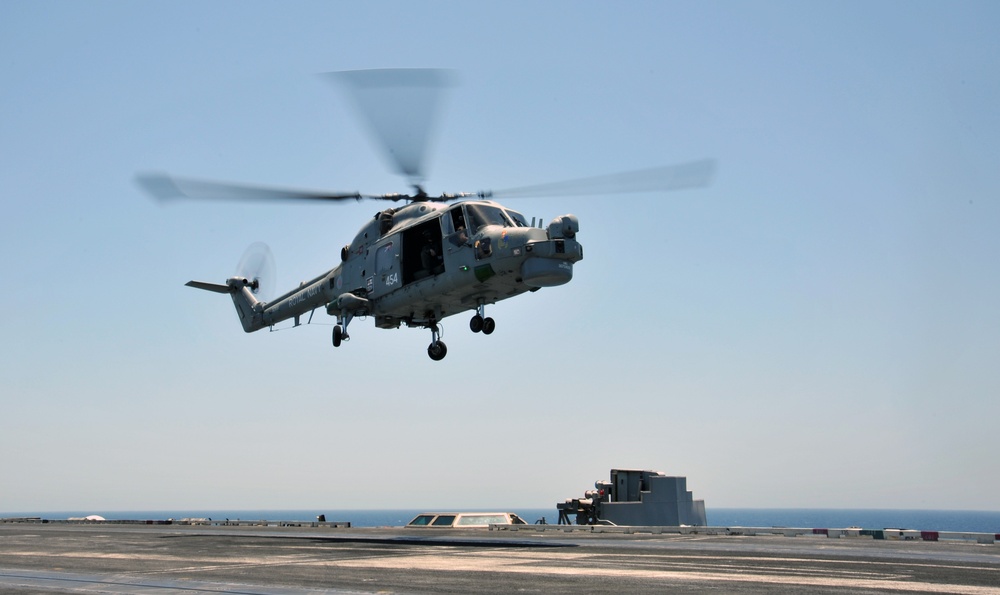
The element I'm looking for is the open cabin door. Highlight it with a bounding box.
[402,217,446,284]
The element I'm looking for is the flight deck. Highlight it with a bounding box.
[1,521,998,594]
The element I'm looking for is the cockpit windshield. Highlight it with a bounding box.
[465,204,512,233]
[505,209,528,227]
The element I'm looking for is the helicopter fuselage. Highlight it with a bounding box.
[223,200,582,343]
[164,69,709,361]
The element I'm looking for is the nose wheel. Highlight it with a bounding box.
[469,304,496,335]
[427,323,447,361]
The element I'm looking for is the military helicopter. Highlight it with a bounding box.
[138,69,714,360]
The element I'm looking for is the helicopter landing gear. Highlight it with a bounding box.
[470,303,495,335]
[427,323,447,361]
[332,313,353,348]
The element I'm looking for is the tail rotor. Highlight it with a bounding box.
[236,242,277,303]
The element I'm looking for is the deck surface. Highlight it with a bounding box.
[1,523,998,594]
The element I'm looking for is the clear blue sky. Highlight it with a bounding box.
[2,0,998,513]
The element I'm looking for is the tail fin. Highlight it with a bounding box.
[186,281,230,294]
[186,278,267,333]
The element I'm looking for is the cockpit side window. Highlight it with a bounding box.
[450,206,467,234]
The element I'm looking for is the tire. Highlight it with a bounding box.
[427,340,448,361]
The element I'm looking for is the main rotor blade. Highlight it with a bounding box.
[135,173,403,203]
[483,159,717,199]
[327,68,456,183]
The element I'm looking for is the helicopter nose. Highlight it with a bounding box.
[522,258,574,287]
[520,218,583,288]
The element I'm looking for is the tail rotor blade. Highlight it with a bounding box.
[236,242,277,303]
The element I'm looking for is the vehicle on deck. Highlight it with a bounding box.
[406,512,528,528]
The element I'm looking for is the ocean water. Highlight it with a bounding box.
[5,508,1000,532]
[708,509,1000,533]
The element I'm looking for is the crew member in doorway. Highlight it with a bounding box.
[420,230,443,276]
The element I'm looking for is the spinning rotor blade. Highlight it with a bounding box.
[482,159,717,199]
[327,68,456,184]
[135,173,407,203]
[236,241,277,302]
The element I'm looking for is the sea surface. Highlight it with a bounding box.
[4,509,1000,533]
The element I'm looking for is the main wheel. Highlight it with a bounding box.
[482,317,496,335]
[332,325,343,347]
[470,315,484,333]
[427,340,448,361]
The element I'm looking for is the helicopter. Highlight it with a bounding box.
[138,69,714,360]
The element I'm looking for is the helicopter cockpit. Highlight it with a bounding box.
[469,203,529,230]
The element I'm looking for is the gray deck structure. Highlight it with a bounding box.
[559,469,707,526]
